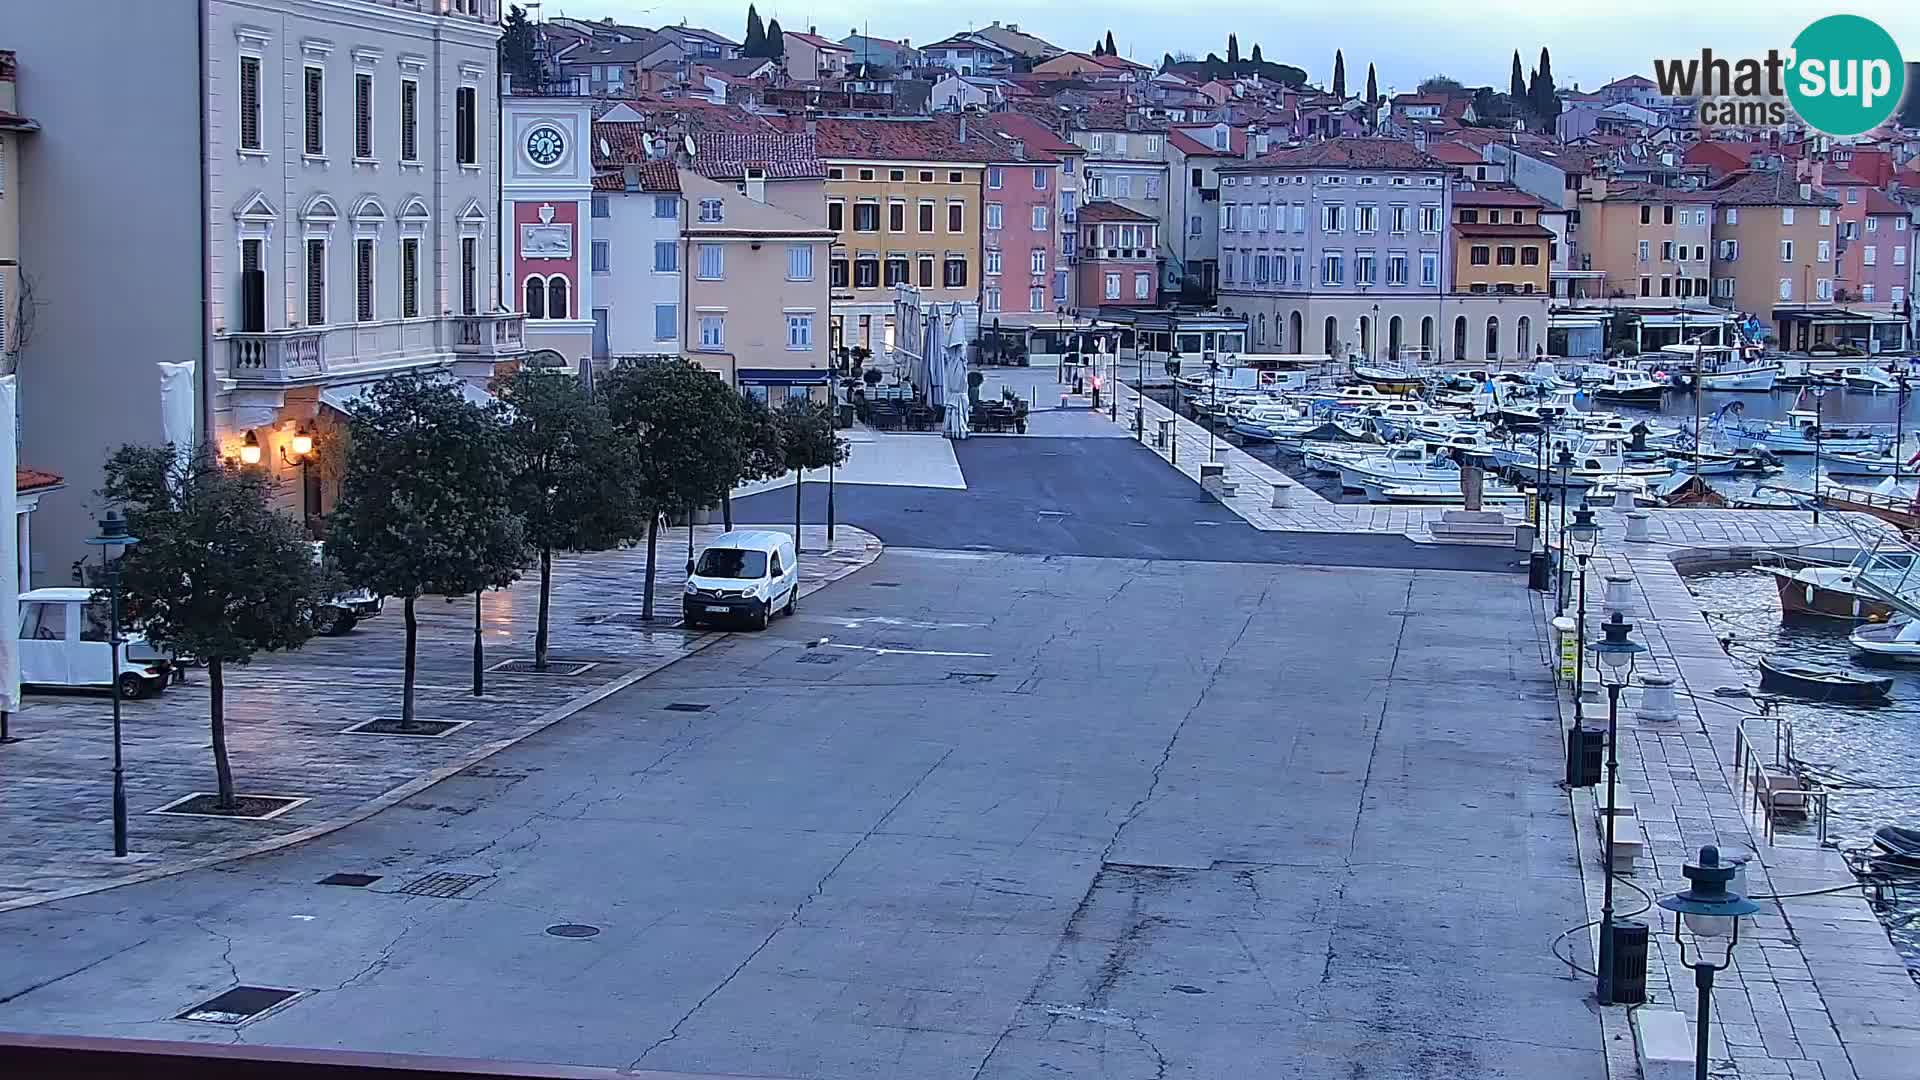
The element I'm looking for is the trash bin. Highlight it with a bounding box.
[1529,550,1554,592]
[1155,418,1172,448]
[1606,920,1649,1004]
[1566,724,1604,788]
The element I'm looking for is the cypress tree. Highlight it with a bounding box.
[743,5,765,57]
[1251,43,1263,64]
[1365,63,1378,106]
[766,17,785,61]
[1104,31,1117,57]
[1227,34,1240,65]
[1534,47,1559,125]
[1509,51,1526,105]
[1332,49,1346,98]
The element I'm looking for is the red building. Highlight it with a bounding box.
[1073,201,1159,309]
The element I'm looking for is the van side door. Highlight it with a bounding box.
[17,601,70,685]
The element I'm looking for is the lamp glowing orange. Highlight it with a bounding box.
[239,431,263,465]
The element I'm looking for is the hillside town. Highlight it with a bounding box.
[4,4,1920,1080]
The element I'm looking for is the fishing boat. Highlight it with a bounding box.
[1769,548,1916,622]
[1757,657,1892,703]
[1822,446,1913,479]
[1660,344,1780,392]
[1588,368,1669,404]
[1228,400,1310,441]
[1733,409,1896,454]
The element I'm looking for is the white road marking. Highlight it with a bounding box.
[825,643,992,659]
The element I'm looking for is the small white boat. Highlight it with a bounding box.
[1659,344,1779,392]
[1362,479,1529,504]
[1839,366,1899,392]
[1583,475,1662,508]
[1852,617,1920,662]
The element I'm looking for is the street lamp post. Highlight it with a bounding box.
[473,591,484,697]
[281,426,316,535]
[1134,330,1146,439]
[1897,370,1910,479]
[1207,354,1221,462]
[827,454,837,548]
[85,512,141,858]
[1555,445,1576,617]
[1589,611,1648,1005]
[1165,351,1182,466]
[1568,507,1600,724]
[1658,846,1762,1080]
[1108,332,1119,422]
[1813,385,1827,525]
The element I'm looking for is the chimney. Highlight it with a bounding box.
[1255,129,1270,155]
[745,166,767,202]
[1010,138,1026,160]
[623,164,641,191]
[805,105,819,139]
[1243,124,1259,160]
[809,25,816,35]
[1799,182,1813,201]
[1006,23,1019,32]
[958,112,968,142]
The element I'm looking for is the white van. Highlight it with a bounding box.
[682,530,799,630]
[17,588,173,699]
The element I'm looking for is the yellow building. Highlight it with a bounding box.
[1576,178,1715,302]
[808,115,1000,355]
[1450,189,1553,296]
[1703,169,1839,348]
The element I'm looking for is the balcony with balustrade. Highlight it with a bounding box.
[452,311,526,359]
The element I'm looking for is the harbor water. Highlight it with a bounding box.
[1684,566,1920,976]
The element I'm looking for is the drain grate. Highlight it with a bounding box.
[945,672,997,684]
[595,611,677,628]
[869,581,902,588]
[396,871,490,898]
[487,659,598,676]
[178,985,301,1025]
[545,923,602,939]
[318,873,381,888]
[797,652,840,664]
[664,702,710,712]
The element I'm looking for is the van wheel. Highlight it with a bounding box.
[117,673,150,701]
[753,605,770,631]
[784,588,797,616]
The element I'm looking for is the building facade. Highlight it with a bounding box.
[986,113,1082,321]
[981,154,1061,324]
[1073,201,1160,310]
[501,91,594,366]
[1450,189,1553,297]
[590,161,681,360]
[1164,123,1248,302]
[1577,179,1716,304]
[1705,170,1839,345]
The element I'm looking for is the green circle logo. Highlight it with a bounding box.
[1786,15,1906,137]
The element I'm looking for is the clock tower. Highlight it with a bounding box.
[500,90,594,371]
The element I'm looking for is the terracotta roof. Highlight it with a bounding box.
[1822,168,1871,186]
[783,31,852,53]
[792,115,1009,163]
[984,112,1082,157]
[696,57,778,78]
[1862,188,1907,216]
[1708,169,1838,207]
[590,161,680,192]
[1077,200,1157,223]
[1166,126,1245,157]
[691,132,824,179]
[1603,75,1656,89]
[1597,180,1715,203]
[1222,136,1443,172]
[1454,187,1547,209]
[563,38,669,66]
[1425,141,1484,165]
[17,467,62,492]
[1453,222,1555,239]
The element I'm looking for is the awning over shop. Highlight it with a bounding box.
[1771,307,1875,323]
[1638,311,1728,327]
[736,368,831,386]
[319,377,493,414]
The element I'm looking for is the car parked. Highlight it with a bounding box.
[307,542,383,635]
[16,588,171,699]
[682,531,799,630]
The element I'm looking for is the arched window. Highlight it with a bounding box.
[1257,313,1267,346]
[546,276,569,320]
[524,276,546,319]
[1324,316,1339,356]
[1518,316,1533,358]
[1289,312,1303,354]
[1485,316,1500,361]
[1388,316,1403,361]
[1421,316,1435,358]
[1358,315,1371,359]
[1452,316,1468,361]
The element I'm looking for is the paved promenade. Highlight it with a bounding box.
[0,526,880,911]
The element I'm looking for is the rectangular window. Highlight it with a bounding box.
[1725,207,1739,225]
[1030,248,1046,274]
[1862,245,1876,266]
[1782,207,1795,226]
[948,202,964,232]
[1258,204,1271,232]
[1894,286,1907,305]
[1521,246,1540,265]
[401,238,419,317]
[654,303,676,341]
[1781,239,1794,262]
[827,201,844,231]
[354,73,373,158]
[1358,205,1377,232]
[854,202,879,231]
[698,199,723,223]
[591,239,610,273]
[1863,284,1877,302]
[1639,240,1650,263]
[984,286,1001,313]
[304,67,325,155]
[1779,277,1792,300]
[1868,216,1880,233]
[1190,215,1203,237]
[1387,252,1408,286]
[1420,251,1438,286]
[456,86,476,165]
[1470,246,1491,266]
[1321,251,1344,285]
[653,195,676,219]
[985,248,1004,275]
[1032,206,1048,232]
[1134,272,1150,299]
[889,200,906,232]
[1661,241,1674,261]
[1034,168,1048,190]
[1355,251,1376,286]
[461,236,477,315]
[239,56,262,151]
[988,166,1003,190]
[986,203,1003,230]
[1496,246,1516,266]
[786,314,813,350]
[355,239,374,321]
[697,244,724,280]
[589,195,609,218]
[884,255,909,286]
[919,202,935,232]
[943,257,968,287]
[1419,206,1441,232]
[1220,205,1234,233]
[1030,286,1046,312]
[699,314,724,348]
[1896,246,1907,266]
[854,258,879,288]
[1390,205,1407,233]
[829,258,849,287]
[1105,272,1121,299]
[1321,204,1342,232]
[787,245,813,281]
[654,241,677,272]
[1641,277,1652,297]
[400,79,419,161]
[918,257,934,287]
[1662,205,1674,225]
[1640,205,1652,225]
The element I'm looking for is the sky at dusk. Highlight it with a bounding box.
[523,1,1918,93]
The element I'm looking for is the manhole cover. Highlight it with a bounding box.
[178,985,301,1024]
[664,702,710,712]
[946,672,997,683]
[1388,610,1419,616]
[318,873,381,888]
[487,659,598,676]
[396,871,490,898]
[1170,984,1208,995]
[545,923,601,939]
[797,652,840,664]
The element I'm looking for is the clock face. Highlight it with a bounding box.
[526,125,565,167]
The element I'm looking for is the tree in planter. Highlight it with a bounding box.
[327,372,528,729]
[101,446,327,812]
[775,397,849,550]
[498,368,648,672]
[725,392,786,531]
[602,360,751,621]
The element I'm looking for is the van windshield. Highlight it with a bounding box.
[695,548,769,579]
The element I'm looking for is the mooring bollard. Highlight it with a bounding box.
[1271,478,1294,508]
[1636,673,1678,722]
[1156,418,1172,448]
[1625,511,1651,543]
[1603,573,1636,619]
[1613,486,1637,511]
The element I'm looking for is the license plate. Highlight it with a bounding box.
[704,604,731,613]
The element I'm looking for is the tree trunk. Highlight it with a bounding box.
[534,546,552,671]
[642,514,659,622]
[723,491,734,531]
[209,657,236,810]
[794,471,804,550]
[401,595,418,730]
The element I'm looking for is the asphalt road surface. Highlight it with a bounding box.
[735,436,1528,572]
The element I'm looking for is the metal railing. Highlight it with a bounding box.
[1734,713,1831,848]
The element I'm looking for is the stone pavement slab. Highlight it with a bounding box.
[0,525,880,911]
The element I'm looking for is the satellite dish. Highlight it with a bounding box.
[684,134,697,158]
[598,137,611,159]
[641,132,655,157]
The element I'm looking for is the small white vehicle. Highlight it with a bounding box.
[308,542,384,635]
[682,530,799,630]
[16,587,172,699]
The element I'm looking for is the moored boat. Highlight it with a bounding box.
[1851,617,1920,662]
[1757,656,1892,703]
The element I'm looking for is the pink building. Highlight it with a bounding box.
[1073,201,1159,310]
[1828,175,1911,307]
[983,114,1075,324]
